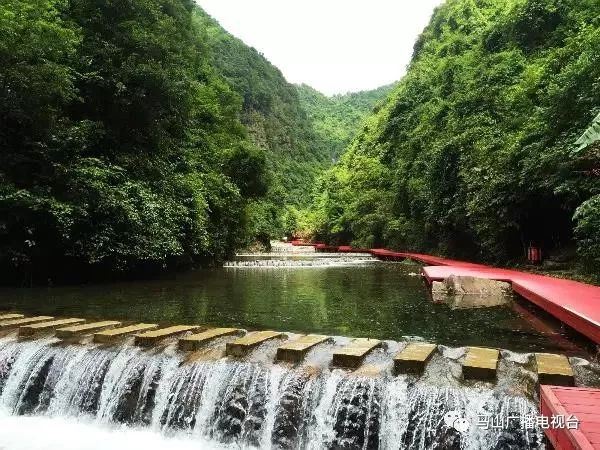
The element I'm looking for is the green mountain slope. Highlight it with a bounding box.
[195,9,336,240]
[296,84,395,160]
[0,0,272,283]
[309,0,600,271]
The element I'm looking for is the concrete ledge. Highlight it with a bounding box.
[56,321,122,339]
[0,313,24,321]
[0,316,54,330]
[94,323,158,344]
[276,334,331,363]
[332,338,382,369]
[134,325,202,347]
[178,328,244,351]
[226,331,286,357]
[394,343,437,375]
[535,353,574,386]
[463,347,499,380]
[19,318,85,337]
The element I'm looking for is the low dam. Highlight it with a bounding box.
[0,326,547,449]
[0,311,598,449]
[1,246,599,449]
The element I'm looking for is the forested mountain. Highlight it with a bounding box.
[194,10,330,241]
[309,0,600,273]
[0,0,292,283]
[296,84,396,160]
[0,0,366,283]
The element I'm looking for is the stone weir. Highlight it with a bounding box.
[0,312,598,449]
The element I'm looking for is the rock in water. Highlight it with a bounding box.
[433,275,512,309]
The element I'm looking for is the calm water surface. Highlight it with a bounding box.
[0,258,575,352]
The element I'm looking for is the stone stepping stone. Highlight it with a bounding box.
[0,313,24,321]
[332,338,382,369]
[56,321,122,339]
[179,328,244,351]
[19,318,86,336]
[394,342,437,375]
[134,325,202,347]
[0,316,54,330]
[535,353,574,386]
[276,334,331,363]
[463,347,499,380]
[226,330,286,357]
[94,323,158,344]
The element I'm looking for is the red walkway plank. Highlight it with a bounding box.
[422,265,600,345]
[296,243,600,345]
[541,385,600,449]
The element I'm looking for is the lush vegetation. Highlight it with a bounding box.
[573,114,600,272]
[3,0,598,283]
[296,83,395,160]
[0,0,274,283]
[0,0,388,283]
[308,0,600,274]
[194,10,335,242]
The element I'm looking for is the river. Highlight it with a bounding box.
[0,251,575,352]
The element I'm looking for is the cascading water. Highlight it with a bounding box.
[0,335,546,449]
[224,257,377,268]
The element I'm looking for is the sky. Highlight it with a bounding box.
[196,0,445,96]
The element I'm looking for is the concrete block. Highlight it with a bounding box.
[276,334,331,363]
[19,318,85,337]
[134,325,202,347]
[94,323,158,344]
[179,328,244,351]
[0,316,54,330]
[535,353,574,386]
[394,343,437,375]
[56,321,122,339]
[226,331,285,357]
[463,347,499,380]
[332,338,382,369]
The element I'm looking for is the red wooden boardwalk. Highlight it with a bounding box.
[310,242,600,446]
[421,265,600,345]
[312,244,600,345]
[540,385,600,449]
[368,246,600,450]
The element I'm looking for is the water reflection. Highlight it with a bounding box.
[0,260,575,352]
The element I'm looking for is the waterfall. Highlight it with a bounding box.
[224,258,377,268]
[0,336,544,449]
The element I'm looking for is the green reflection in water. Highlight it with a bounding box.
[0,263,572,352]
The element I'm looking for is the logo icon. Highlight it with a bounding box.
[443,410,470,432]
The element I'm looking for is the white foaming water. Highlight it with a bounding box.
[0,408,232,450]
[0,335,546,449]
[224,257,377,268]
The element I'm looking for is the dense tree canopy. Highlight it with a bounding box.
[308,0,600,273]
[296,84,395,160]
[0,0,267,283]
[193,10,331,242]
[2,0,598,283]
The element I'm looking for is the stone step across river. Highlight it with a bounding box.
[19,318,86,337]
[134,325,202,347]
[0,312,582,385]
[394,342,437,375]
[0,333,549,450]
[276,334,332,363]
[0,316,54,330]
[179,327,245,351]
[55,320,123,339]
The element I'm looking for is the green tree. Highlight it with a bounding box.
[0,0,268,283]
[311,0,600,271]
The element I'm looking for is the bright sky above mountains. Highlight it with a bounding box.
[196,0,445,96]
